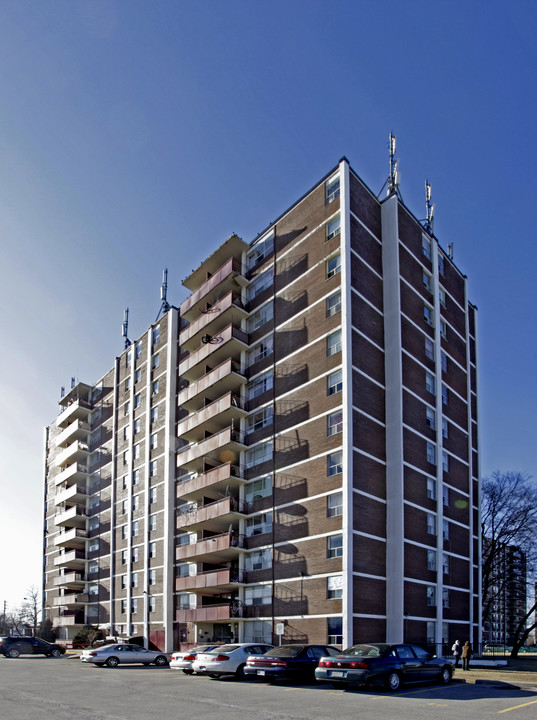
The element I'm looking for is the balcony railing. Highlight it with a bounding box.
[175,602,236,623]
[53,572,85,588]
[176,496,246,530]
[53,593,89,607]
[176,427,246,470]
[177,392,247,442]
[54,527,88,549]
[177,462,245,499]
[180,257,248,320]
[54,463,90,487]
[53,419,91,448]
[175,568,244,593]
[175,532,245,561]
[178,358,246,411]
[180,292,248,349]
[53,550,87,568]
[54,506,88,529]
[57,398,92,428]
[178,324,249,379]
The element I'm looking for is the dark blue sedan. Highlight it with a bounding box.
[245,644,340,682]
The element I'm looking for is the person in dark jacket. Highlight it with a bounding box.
[461,640,473,670]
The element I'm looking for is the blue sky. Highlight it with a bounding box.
[1,0,536,610]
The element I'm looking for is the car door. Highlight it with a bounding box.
[118,644,139,663]
[394,644,422,683]
[411,644,438,681]
[19,639,33,655]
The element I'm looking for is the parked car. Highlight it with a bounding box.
[170,644,219,673]
[192,643,274,678]
[0,636,66,658]
[80,643,170,667]
[245,644,340,682]
[483,643,512,654]
[315,642,453,691]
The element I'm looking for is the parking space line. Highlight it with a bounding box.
[370,685,460,700]
[497,699,537,714]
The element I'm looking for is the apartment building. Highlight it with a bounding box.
[482,543,526,645]
[43,154,480,652]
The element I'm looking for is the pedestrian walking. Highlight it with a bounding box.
[451,639,462,667]
[461,640,473,670]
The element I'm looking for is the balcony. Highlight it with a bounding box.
[54,549,87,570]
[176,496,246,532]
[54,616,80,627]
[176,427,246,473]
[53,572,85,590]
[54,463,90,487]
[178,324,248,381]
[177,392,247,443]
[180,292,249,351]
[181,254,249,322]
[53,419,91,448]
[176,532,245,562]
[54,484,88,507]
[178,359,246,412]
[175,568,244,594]
[183,234,249,291]
[57,398,92,429]
[53,593,89,608]
[54,527,88,549]
[177,463,246,502]
[54,506,88,529]
[175,603,234,623]
[55,440,90,469]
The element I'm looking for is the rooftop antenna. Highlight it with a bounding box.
[156,268,170,321]
[122,308,131,349]
[60,386,65,398]
[447,242,454,260]
[378,132,402,200]
[425,180,435,236]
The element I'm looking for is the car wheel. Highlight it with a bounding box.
[106,656,119,668]
[50,648,61,658]
[440,666,452,684]
[154,655,169,667]
[183,669,194,675]
[8,649,20,658]
[235,663,246,679]
[385,671,402,691]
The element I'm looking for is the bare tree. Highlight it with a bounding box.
[481,471,537,655]
[22,586,40,636]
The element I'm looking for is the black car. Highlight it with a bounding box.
[245,644,340,682]
[315,642,453,691]
[0,636,66,658]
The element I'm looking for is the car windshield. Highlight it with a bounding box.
[263,646,304,657]
[207,645,240,654]
[341,644,388,657]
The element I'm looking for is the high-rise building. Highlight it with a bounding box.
[43,153,480,653]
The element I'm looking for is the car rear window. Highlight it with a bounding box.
[343,644,386,657]
[208,645,240,653]
[263,645,303,657]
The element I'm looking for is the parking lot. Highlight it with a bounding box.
[1,654,537,720]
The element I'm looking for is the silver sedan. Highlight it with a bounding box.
[80,643,170,668]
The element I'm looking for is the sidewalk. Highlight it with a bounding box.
[453,657,537,689]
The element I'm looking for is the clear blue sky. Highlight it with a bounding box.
[1,0,535,611]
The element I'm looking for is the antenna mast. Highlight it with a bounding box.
[156,268,171,321]
[425,180,435,236]
[378,132,402,200]
[122,308,131,349]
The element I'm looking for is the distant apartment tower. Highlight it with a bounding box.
[482,543,527,645]
[43,154,480,652]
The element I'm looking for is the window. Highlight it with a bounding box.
[247,231,274,269]
[133,443,140,460]
[135,369,141,384]
[442,385,448,405]
[150,487,157,505]
[121,550,128,565]
[248,269,273,301]
[132,520,139,537]
[439,319,447,340]
[133,469,140,485]
[88,561,98,575]
[327,492,343,517]
[149,569,156,586]
[134,393,141,408]
[326,215,341,241]
[248,302,273,332]
[442,451,449,473]
[443,519,450,540]
[426,621,435,644]
[427,550,437,571]
[425,371,435,394]
[328,369,342,395]
[149,514,157,532]
[152,353,160,370]
[151,406,159,423]
[326,253,341,279]
[245,549,272,571]
[326,176,340,204]
[425,337,434,360]
[150,433,158,450]
[427,513,436,536]
[422,235,431,260]
[244,585,271,606]
[152,380,159,397]
[442,588,450,608]
[89,516,99,531]
[443,485,449,507]
[327,617,343,645]
[438,253,445,275]
[132,495,139,512]
[249,337,273,365]
[88,584,99,596]
[326,290,341,317]
[89,539,99,552]
[125,377,131,391]
[246,513,273,537]
[245,476,272,503]
[427,478,436,501]
[176,563,193,577]
[328,410,343,436]
[131,572,138,588]
[327,330,342,357]
[123,425,130,441]
[121,599,127,614]
[134,418,141,434]
[439,288,446,306]
[149,596,156,613]
[247,372,274,400]
[328,534,343,558]
[126,349,132,366]
[121,574,127,589]
[134,341,142,359]
[424,305,433,326]
[426,407,436,430]
[443,553,450,575]
[426,586,436,607]
[152,325,160,344]
[244,440,274,469]
[131,598,138,614]
[149,542,157,559]
[124,401,130,417]
[247,406,273,432]
[327,575,343,599]
[426,442,436,465]
[132,547,138,562]
[328,451,342,476]
[441,351,447,372]
[423,272,432,292]
[150,460,158,477]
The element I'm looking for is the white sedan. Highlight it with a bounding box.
[192,643,274,679]
[170,644,218,673]
[80,643,170,668]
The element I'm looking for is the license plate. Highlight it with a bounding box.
[198,666,206,671]
[257,670,265,676]
[330,671,345,678]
